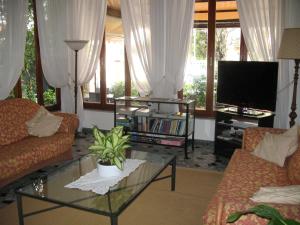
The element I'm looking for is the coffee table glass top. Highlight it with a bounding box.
[17,150,174,215]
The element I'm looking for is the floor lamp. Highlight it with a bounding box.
[64,40,89,114]
[278,28,300,128]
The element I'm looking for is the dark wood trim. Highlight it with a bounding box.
[196,0,236,2]
[55,88,61,110]
[100,32,107,106]
[124,47,131,96]
[14,78,22,98]
[240,31,248,61]
[194,20,239,28]
[205,0,216,116]
[32,0,44,105]
[195,109,216,118]
[83,102,114,111]
[195,9,237,13]
[107,7,121,18]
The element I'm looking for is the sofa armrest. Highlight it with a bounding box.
[53,112,79,134]
[242,127,285,151]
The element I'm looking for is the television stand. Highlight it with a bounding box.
[226,107,264,116]
[215,108,275,157]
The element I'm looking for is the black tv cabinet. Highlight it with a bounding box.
[214,107,275,157]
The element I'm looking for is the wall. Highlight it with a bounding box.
[82,110,215,141]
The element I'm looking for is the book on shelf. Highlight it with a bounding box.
[116,116,134,129]
[137,116,148,132]
[160,138,184,146]
[148,118,187,135]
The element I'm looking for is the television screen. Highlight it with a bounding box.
[217,61,278,112]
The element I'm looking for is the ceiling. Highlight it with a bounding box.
[105,0,239,35]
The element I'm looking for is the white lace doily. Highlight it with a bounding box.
[65,159,145,195]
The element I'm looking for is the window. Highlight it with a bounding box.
[11,0,60,110]
[183,0,247,117]
[84,14,132,110]
[84,0,247,117]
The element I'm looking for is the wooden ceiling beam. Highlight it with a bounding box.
[107,7,121,18]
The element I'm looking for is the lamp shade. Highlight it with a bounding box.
[64,40,88,51]
[278,28,300,60]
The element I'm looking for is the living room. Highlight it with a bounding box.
[0,0,300,224]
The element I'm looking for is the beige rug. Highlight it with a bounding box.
[0,167,223,225]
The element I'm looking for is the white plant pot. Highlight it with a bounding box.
[97,163,122,177]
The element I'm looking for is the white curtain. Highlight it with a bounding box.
[0,0,28,99]
[237,0,289,128]
[121,0,194,99]
[36,0,106,128]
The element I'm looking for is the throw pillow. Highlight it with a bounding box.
[252,125,298,167]
[26,106,63,137]
[250,185,300,204]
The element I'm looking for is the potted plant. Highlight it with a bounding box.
[88,126,131,177]
[227,204,300,225]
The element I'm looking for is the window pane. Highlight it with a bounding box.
[214,27,241,107]
[131,81,139,97]
[184,28,208,109]
[106,34,125,103]
[83,61,101,102]
[21,0,37,102]
[43,78,57,106]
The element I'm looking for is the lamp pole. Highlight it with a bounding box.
[289,59,300,127]
[64,40,88,114]
[74,49,78,114]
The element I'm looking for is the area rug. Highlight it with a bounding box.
[0,167,223,225]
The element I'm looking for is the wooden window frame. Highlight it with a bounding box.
[83,31,131,111]
[12,0,61,111]
[179,0,247,118]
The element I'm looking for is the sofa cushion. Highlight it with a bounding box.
[26,106,63,137]
[252,125,298,167]
[0,98,40,145]
[243,127,285,151]
[0,133,74,182]
[288,148,300,184]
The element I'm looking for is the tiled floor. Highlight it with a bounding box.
[0,133,229,207]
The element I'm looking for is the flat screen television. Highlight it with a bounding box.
[217,61,278,112]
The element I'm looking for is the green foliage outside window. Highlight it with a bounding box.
[21,0,37,102]
[109,81,125,98]
[183,76,206,108]
[43,89,56,105]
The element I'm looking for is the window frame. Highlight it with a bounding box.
[180,0,247,118]
[83,29,131,111]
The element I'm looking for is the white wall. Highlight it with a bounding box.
[82,110,215,141]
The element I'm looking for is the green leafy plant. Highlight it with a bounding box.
[88,126,130,170]
[43,89,56,105]
[227,204,300,225]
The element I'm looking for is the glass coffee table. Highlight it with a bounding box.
[16,150,176,225]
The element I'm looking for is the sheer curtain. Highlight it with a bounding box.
[121,0,194,99]
[36,0,106,128]
[237,0,289,128]
[0,0,28,99]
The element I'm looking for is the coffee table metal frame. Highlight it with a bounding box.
[16,154,176,225]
